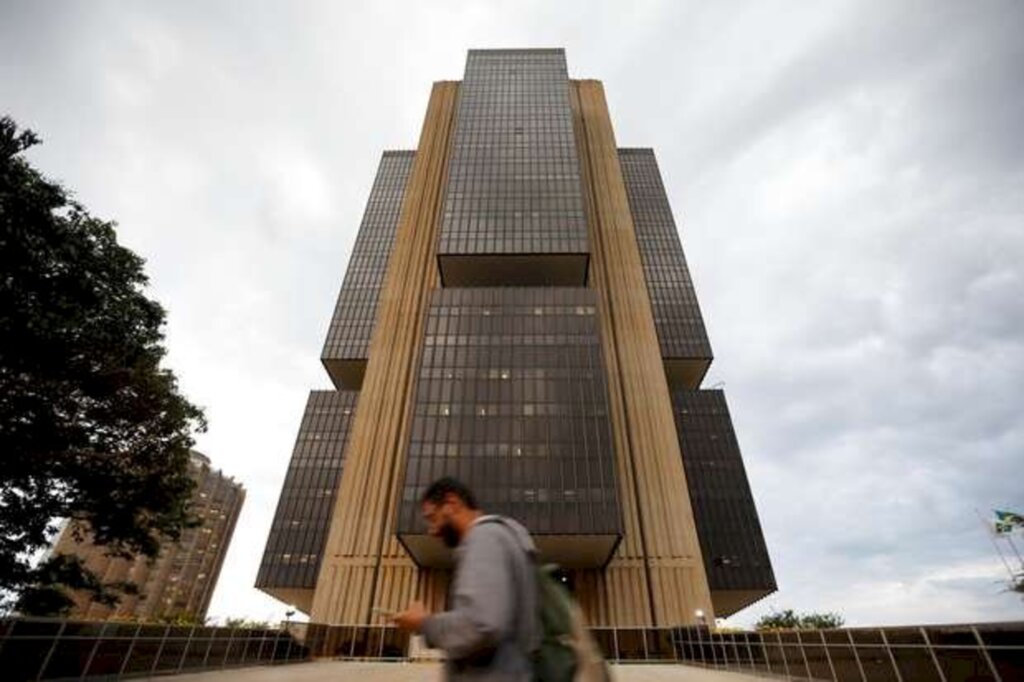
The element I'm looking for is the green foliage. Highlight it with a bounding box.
[0,116,206,615]
[755,608,845,630]
[223,617,273,630]
[798,612,846,629]
[15,553,140,616]
[153,611,210,626]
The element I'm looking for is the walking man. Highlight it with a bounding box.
[393,477,539,681]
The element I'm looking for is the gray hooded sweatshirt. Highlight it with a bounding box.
[420,515,539,681]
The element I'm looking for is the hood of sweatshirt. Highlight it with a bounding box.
[474,514,537,558]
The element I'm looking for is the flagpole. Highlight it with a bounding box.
[976,508,1017,582]
[1005,532,1024,570]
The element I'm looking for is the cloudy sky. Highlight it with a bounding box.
[3,0,1022,628]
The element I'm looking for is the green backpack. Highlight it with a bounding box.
[533,563,579,681]
[484,517,610,682]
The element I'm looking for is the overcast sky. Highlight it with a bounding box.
[3,0,1022,628]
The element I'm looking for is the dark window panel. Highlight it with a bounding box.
[397,287,622,568]
[619,149,712,388]
[438,49,589,286]
[322,151,415,388]
[671,389,776,614]
[256,390,358,590]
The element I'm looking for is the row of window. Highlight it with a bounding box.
[424,334,600,347]
[322,152,411,361]
[671,391,774,589]
[408,441,609,459]
[258,391,355,589]
[417,402,609,417]
[418,367,599,380]
[620,149,712,360]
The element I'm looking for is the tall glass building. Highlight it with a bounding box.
[257,49,774,627]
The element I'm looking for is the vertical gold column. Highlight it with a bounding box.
[570,80,714,626]
[310,82,459,624]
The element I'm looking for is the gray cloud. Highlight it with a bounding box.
[2,0,1021,626]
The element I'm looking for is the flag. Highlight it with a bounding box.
[994,510,1024,534]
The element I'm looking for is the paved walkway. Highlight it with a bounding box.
[170,660,773,681]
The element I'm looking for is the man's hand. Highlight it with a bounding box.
[392,600,429,633]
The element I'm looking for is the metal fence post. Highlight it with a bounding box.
[221,627,236,668]
[745,630,761,667]
[777,631,791,678]
[176,625,195,673]
[820,630,838,682]
[283,627,293,663]
[879,629,904,682]
[35,619,67,682]
[971,625,1003,682]
[240,627,250,665]
[796,629,812,680]
[919,627,947,682]
[754,632,770,674]
[79,621,109,681]
[200,625,216,669]
[846,629,867,682]
[149,625,171,677]
[117,623,143,678]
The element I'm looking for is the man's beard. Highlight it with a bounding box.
[439,521,460,548]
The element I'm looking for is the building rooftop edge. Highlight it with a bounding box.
[467,47,565,55]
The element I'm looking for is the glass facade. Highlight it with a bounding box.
[322,151,414,389]
[438,49,589,286]
[670,390,776,608]
[257,390,358,591]
[396,287,622,566]
[619,148,712,388]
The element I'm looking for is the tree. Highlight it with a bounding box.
[0,116,206,615]
[223,617,274,630]
[755,608,845,630]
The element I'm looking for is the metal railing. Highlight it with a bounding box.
[302,623,411,661]
[0,618,309,681]
[304,621,1024,681]
[583,623,1023,682]
[3,617,1021,681]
